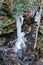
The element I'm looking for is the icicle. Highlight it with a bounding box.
[13,15,26,53]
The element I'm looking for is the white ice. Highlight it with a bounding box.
[13,15,26,53]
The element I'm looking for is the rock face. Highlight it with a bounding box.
[0,1,43,65]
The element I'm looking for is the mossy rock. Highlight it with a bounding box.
[0,18,14,35]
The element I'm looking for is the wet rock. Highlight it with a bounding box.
[18,49,23,59]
